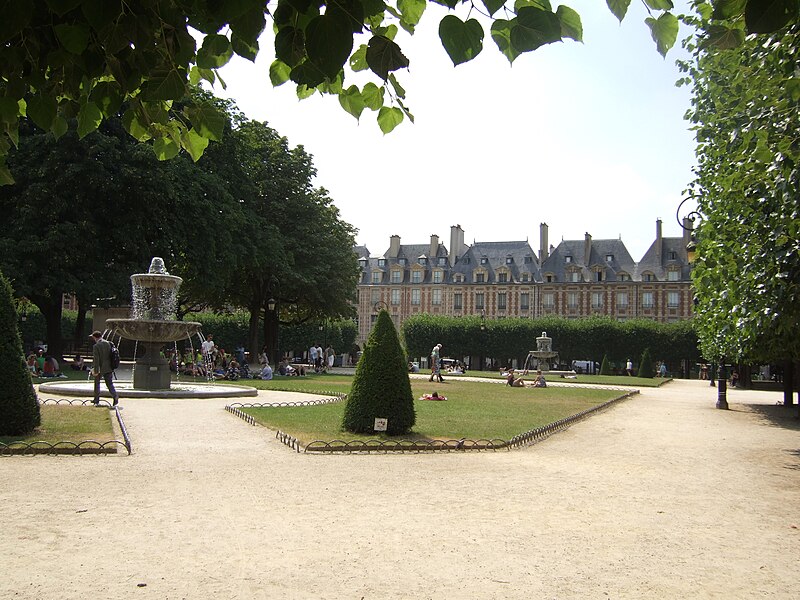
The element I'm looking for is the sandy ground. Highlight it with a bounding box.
[2,379,799,599]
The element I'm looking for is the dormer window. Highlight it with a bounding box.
[359,258,368,267]
[618,273,630,282]
[498,272,508,283]
[667,270,680,281]
[398,258,406,265]
[481,257,488,265]
[565,256,572,263]
[475,273,485,283]
[524,256,533,264]
[378,258,386,267]
[522,273,530,282]
[505,256,513,264]
[643,273,656,282]
[438,257,446,266]
[419,257,427,265]
[606,254,613,262]
[545,274,554,283]
[411,270,422,284]
[668,251,677,260]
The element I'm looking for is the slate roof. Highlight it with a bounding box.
[451,241,542,283]
[541,239,636,282]
[638,238,692,281]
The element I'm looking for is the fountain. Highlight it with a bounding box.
[528,331,559,373]
[105,257,201,390]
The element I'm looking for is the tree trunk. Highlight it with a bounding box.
[73,299,88,347]
[247,302,261,367]
[262,303,279,365]
[31,294,64,360]
[784,359,795,408]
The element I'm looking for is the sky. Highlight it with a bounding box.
[212,1,698,261]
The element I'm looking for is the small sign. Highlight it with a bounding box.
[374,418,388,432]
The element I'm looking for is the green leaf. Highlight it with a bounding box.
[305,13,354,79]
[269,60,292,86]
[704,24,746,49]
[229,5,267,47]
[328,0,366,33]
[275,27,306,68]
[81,0,121,31]
[153,136,181,161]
[231,32,259,61]
[339,85,366,120]
[606,0,631,22]
[643,0,674,10]
[439,16,484,66]
[786,78,800,102]
[361,82,384,110]
[388,73,406,99]
[0,1,33,45]
[491,19,522,63]
[696,2,714,19]
[350,44,369,71]
[645,12,678,57]
[196,34,234,69]
[188,104,226,141]
[89,81,123,117]
[556,5,583,42]
[180,128,210,162]
[482,0,506,15]
[141,68,188,101]
[377,106,403,134]
[366,35,410,80]
[77,101,102,138]
[54,23,90,55]
[27,95,58,131]
[290,61,327,88]
[711,0,746,18]
[398,0,427,30]
[45,0,83,15]
[296,84,316,99]
[0,164,14,185]
[122,108,151,141]
[515,0,553,9]
[511,7,562,52]
[51,115,68,140]
[745,0,798,34]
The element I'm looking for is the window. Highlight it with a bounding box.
[565,256,572,263]
[391,270,402,283]
[667,270,680,281]
[454,293,463,310]
[498,292,507,310]
[453,274,463,283]
[475,292,485,309]
[462,257,470,264]
[595,270,603,282]
[506,256,513,264]
[439,257,446,266]
[606,254,614,262]
[545,274,554,283]
[475,273,485,283]
[411,289,421,305]
[568,292,578,308]
[498,272,508,283]
[524,256,533,264]
[371,272,382,284]
[644,273,656,282]
[359,258,368,267]
[398,258,406,265]
[391,289,401,305]
[668,251,677,260]
[521,273,530,282]
[617,291,628,308]
[570,271,581,282]
[668,292,680,307]
[592,292,603,309]
[432,289,442,305]
[642,292,654,308]
[481,257,488,265]
[543,292,555,308]
[433,270,443,283]
[411,270,422,284]
[419,257,427,265]
[521,293,530,310]
[618,273,630,282]
[378,258,386,267]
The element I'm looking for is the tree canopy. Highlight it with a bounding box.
[681,21,799,365]
[1,0,796,182]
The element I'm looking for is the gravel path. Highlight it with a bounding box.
[2,380,798,599]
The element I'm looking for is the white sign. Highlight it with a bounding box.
[374,418,388,432]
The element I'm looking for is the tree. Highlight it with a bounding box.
[0,271,39,436]
[681,21,799,403]
[0,114,248,358]
[3,0,792,181]
[600,354,612,375]
[639,348,655,378]
[342,309,415,435]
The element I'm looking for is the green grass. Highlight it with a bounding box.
[422,369,668,387]
[243,378,625,443]
[0,405,116,445]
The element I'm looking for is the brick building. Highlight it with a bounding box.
[355,220,694,345]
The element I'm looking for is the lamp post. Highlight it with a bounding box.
[479,309,486,370]
[267,297,277,365]
[716,359,729,409]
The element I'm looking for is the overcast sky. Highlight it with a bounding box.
[213,1,697,260]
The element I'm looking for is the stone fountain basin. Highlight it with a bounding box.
[106,319,201,343]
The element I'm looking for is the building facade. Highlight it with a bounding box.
[355,220,694,345]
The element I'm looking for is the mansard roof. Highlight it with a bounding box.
[452,241,542,282]
[638,238,692,280]
[381,243,449,261]
[542,239,636,282]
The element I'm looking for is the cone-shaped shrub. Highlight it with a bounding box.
[638,347,655,378]
[600,354,612,375]
[0,271,40,435]
[342,310,415,435]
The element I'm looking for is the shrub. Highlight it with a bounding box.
[342,310,415,435]
[0,271,40,435]
[638,348,655,378]
[600,354,612,375]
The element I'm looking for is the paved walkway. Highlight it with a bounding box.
[2,380,798,599]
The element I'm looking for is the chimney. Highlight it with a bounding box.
[449,225,464,266]
[655,219,663,264]
[584,232,592,265]
[682,217,693,253]
[389,234,400,258]
[430,234,439,260]
[539,223,549,264]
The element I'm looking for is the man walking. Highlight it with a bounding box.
[91,331,119,407]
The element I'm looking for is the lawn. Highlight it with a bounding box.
[243,378,626,443]
[425,370,668,387]
[0,404,116,446]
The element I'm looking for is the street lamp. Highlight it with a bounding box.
[267,298,277,365]
[479,308,486,331]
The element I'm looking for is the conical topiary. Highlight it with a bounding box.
[0,271,40,435]
[342,310,415,435]
[638,347,655,378]
[599,354,612,375]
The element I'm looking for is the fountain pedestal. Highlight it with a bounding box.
[133,341,172,390]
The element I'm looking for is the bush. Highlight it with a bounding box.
[0,271,40,435]
[342,310,415,435]
[638,348,655,378]
[600,354,612,375]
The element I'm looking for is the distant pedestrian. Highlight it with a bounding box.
[90,331,119,407]
[626,358,633,376]
[429,343,444,383]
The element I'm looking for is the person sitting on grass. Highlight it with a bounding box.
[259,362,273,380]
[506,369,527,387]
[532,370,547,388]
[225,359,240,381]
[71,354,89,371]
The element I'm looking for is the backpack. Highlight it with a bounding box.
[109,341,121,370]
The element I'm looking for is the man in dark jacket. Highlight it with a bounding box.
[91,331,119,407]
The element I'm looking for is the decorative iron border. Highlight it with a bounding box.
[225,404,255,425]
[1,398,132,456]
[304,438,508,453]
[228,392,346,408]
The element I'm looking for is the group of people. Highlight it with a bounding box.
[26,348,67,378]
[308,342,336,373]
[505,368,547,388]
